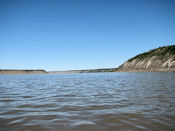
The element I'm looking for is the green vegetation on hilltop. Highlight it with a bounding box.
[128,45,175,62]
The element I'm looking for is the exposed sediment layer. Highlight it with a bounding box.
[117,45,175,72]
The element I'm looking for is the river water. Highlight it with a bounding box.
[0,72,175,131]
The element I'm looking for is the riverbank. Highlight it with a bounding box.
[116,45,175,72]
[0,70,47,75]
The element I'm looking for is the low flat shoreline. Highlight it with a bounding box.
[1,68,175,75]
[0,70,47,75]
[0,68,116,75]
[48,68,117,74]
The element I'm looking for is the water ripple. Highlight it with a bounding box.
[0,72,175,130]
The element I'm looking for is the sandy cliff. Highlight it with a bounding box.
[117,45,175,72]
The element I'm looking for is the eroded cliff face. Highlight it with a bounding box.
[117,46,175,72]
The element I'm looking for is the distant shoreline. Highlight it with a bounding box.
[0,68,116,75]
[48,68,117,74]
[0,70,47,75]
[1,68,175,75]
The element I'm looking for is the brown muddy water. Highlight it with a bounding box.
[0,72,175,131]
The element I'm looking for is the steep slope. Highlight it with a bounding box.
[117,45,175,72]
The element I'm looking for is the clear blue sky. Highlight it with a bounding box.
[0,0,175,71]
